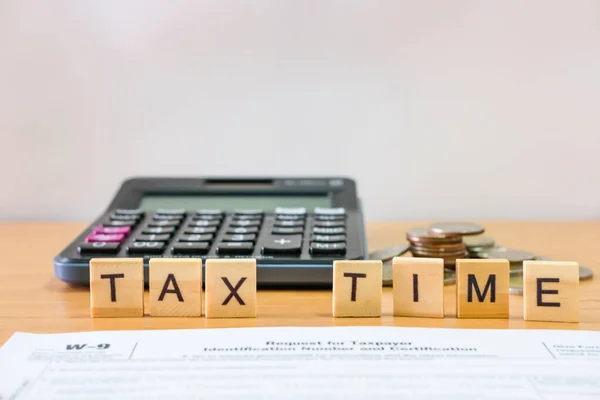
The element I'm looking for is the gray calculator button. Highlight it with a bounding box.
[78,242,120,254]
[314,207,345,216]
[172,242,210,255]
[217,242,254,255]
[156,208,186,216]
[311,234,346,243]
[314,220,345,228]
[195,209,223,216]
[178,234,213,242]
[152,215,183,221]
[148,220,179,228]
[135,234,170,242]
[127,241,166,254]
[275,207,306,216]
[234,209,264,216]
[110,214,140,221]
[229,220,261,227]
[114,209,144,216]
[261,235,302,255]
[142,226,176,234]
[222,234,257,242]
[226,227,259,234]
[274,220,304,228]
[104,220,136,227]
[312,227,345,235]
[310,242,346,255]
[314,215,345,221]
[188,220,220,227]
[184,227,218,234]
[272,227,304,235]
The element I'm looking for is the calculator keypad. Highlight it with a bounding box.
[78,207,349,258]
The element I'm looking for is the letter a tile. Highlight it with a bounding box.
[149,258,203,317]
[393,257,444,318]
[333,260,382,317]
[90,258,144,318]
[456,259,509,319]
[523,260,579,323]
[205,259,257,318]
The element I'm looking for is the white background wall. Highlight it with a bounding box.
[1,0,599,221]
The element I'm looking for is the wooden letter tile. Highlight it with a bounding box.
[90,258,144,318]
[393,257,444,318]
[333,260,382,317]
[149,258,202,317]
[523,260,579,323]
[205,259,257,318]
[457,259,509,319]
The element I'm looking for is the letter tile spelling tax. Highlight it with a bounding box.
[205,259,257,318]
[393,257,444,318]
[523,260,579,323]
[456,259,509,319]
[90,258,144,317]
[333,260,382,317]
[149,258,203,317]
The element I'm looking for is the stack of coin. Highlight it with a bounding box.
[406,227,468,268]
[463,235,496,257]
[477,247,536,275]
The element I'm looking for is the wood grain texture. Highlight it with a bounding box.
[0,221,599,346]
[205,258,257,318]
[393,257,444,318]
[523,260,579,323]
[90,258,144,318]
[333,260,382,317]
[457,259,510,319]
[149,258,202,317]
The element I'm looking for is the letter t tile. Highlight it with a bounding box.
[333,260,382,317]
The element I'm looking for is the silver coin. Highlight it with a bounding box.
[463,235,495,249]
[428,222,485,236]
[369,244,411,262]
[478,247,536,263]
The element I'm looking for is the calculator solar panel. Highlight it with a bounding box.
[53,177,368,288]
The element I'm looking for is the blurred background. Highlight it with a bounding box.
[1,0,599,221]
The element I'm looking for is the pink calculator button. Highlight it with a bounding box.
[94,226,131,235]
[86,233,125,243]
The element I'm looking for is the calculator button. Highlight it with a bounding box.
[195,209,223,216]
[273,220,304,228]
[314,207,346,216]
[104,220,137,227]
[188,220,220,227]
[156,208,186,216]
[226,227,259,234]
[86,233,125,243]
[109,214,140,221]
[312,227,346,235]
[184,227,218,234]
[114,209,144,216]
[272,227,304,235]
[261,235,302,255]
[229,220,261,228]
[216,242,254,255]
[311,234,346,243]
[309,242,346,255]
[127,241,166,255]
[231,216,262,221]
[276,215,304,221]
[178,234,213,242]
[234,209,264,216]
[314,215,345,221]
[222,234,257,242]
[142,226,176,234]
[134,234,171,242]
[192,215,222,221]
[148,220,180,228]
[171,242,210,255]
[275,207,307,216]
[78,242,120,254]
[94,226,131,235]
[314,220,345,228]
[152,215,183,221]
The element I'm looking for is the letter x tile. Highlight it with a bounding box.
[205,259,257,318]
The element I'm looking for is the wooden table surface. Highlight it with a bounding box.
[1,221,599,346]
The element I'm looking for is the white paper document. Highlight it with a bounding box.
[0,327,599,399]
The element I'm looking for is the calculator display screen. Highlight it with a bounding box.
[138,195,332,211]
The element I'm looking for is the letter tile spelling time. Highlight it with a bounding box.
[90,258,144,318]
[456,259,509,319]
[393,257,444,318]
[333,260,382,318]
[523,260,579,323]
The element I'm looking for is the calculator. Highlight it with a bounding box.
[53,177,368,288]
